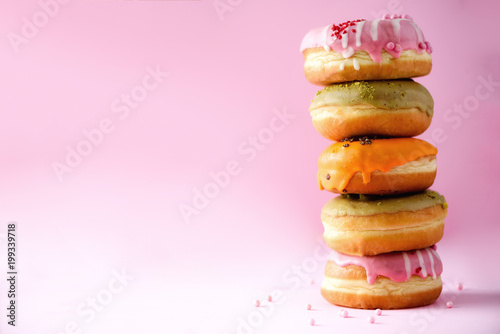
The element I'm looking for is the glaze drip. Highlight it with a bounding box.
[329,247,443,284]
[300,14,432,62]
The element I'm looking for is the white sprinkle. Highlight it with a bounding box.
[370,19,380,41]
[402,252,411,279]
[342,47,354,58]
[356,21,365,46]
[339,62,345,71]
[425,248,436,279]
[352,58,360,70]
[392,19,401,38]
[342,30,349,49]
[416,250,428,278]
[430,247,441,261]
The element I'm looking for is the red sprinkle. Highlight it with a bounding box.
[330,19,365,38]
[352,29,356,33]
[416,267,422,273]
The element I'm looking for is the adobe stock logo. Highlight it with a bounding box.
[178,107,295,224]
[7,0,72,54]
[49,269,133,334]
[7,0,201,54]
[213,0,243,20]
[223,236,329,334]
[428,74,499,146]
[51,65,168,182]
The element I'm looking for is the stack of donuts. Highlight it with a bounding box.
[300,14,448,309]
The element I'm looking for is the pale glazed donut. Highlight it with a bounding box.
[318,138,437,195]
[321,190,447,256]
[321,247,443,309]
[310,80,433,141]
[301,15,432,85]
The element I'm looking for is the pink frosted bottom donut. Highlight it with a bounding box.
[321,247,443,309]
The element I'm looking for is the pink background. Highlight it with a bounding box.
[1,0,500,333]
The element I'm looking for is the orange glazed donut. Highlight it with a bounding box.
[310,80,433,141]
[300,14,432,85]
[321,247,443,309]
[317,138,437,195]
[321,190,447,256]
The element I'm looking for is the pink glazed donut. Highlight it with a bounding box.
[300,14,432,85]
[321,247,443,309]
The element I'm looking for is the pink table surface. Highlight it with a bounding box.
[1,0,500,333]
